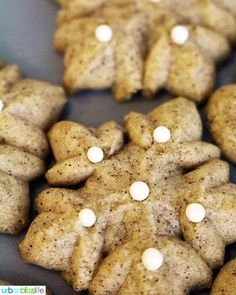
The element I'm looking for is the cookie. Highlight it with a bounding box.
[211,258,236,295]
[55,0,236,43]
[179,159,236,269]
[20,97,225,293]
[0,60,66,234]
[56,0,128,25]
[0,61,21,95]
[161,0,236,43]
[206,85,236,164]
[56,0,236,43]
[143,31,215,102]
[56,13,147,101]
[89,238,212,295]
[213,0,236,15]
[55,3,230,63]
[54,1,231,102]
[0,281,52,295]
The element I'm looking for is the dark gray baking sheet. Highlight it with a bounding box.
[0,1,235,294]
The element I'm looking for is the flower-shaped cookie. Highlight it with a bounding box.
[20,98,223,294]
[206,85,236,164]
[179,159,236,269]
[0,60,66,234]
[54,1,231,102]
[211,258,236,295]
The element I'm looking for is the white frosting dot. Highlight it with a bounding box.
[186,203,206,223]
[142,248,163,271]
[153,126,171,143]
[171,25,189,45]
[79,208,96,227]
[0,99,4,111]
[130,181,150,201]
[87,146,104,163]
[95,24,113,43]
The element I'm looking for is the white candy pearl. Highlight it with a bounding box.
[87,146,104,163]
[95,24,113,43]
[142,248,163,271]
[171,25,189,45]
[79,208,96,227]
[0,99,4,111]
[130,181,150,201]
[186,203,206,223]
[153,126,171,143]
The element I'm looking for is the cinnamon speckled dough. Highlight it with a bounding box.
[143,33,215,102]
[0,281,52,295]
[55,3,229,59]
[213,0,236,15]
[55,0,236,43]
[206,85,236,164]
[55,0,236,46]
[0,60,67,234]
[211,258,236,295]
[56,0,131,25]
[20,98,225,294]
[0,64,21,97]
[89,238,212,295]
[58,13,147,102]
[179,160,236,269]
[54,0,231,102]
[55,0,236,54]
[162,0,236,43]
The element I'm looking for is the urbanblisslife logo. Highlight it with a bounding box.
[0,286,46,294]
